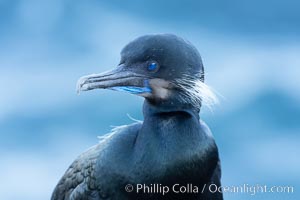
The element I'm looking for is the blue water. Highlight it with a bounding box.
[0,0,299,199]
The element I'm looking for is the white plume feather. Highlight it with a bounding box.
[173,74,219,110]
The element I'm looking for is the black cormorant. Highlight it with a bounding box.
[51,34,223,200]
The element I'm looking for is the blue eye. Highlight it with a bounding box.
[147,62,158,71]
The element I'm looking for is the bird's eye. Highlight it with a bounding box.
[147,62,158,72]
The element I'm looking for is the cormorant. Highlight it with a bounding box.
[51,34,223,200]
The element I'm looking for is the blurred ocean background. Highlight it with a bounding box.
[0,0,299,199]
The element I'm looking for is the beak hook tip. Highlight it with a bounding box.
[76,76,88,95]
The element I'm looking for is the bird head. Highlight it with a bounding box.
[77,34,217,109]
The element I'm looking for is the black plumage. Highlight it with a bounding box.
[51,34,223,200]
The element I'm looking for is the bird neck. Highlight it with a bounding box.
[139,100,202,147]
[134,100,215,182]
[143,99,200,120]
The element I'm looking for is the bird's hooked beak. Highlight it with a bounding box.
[77,65,152,96]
